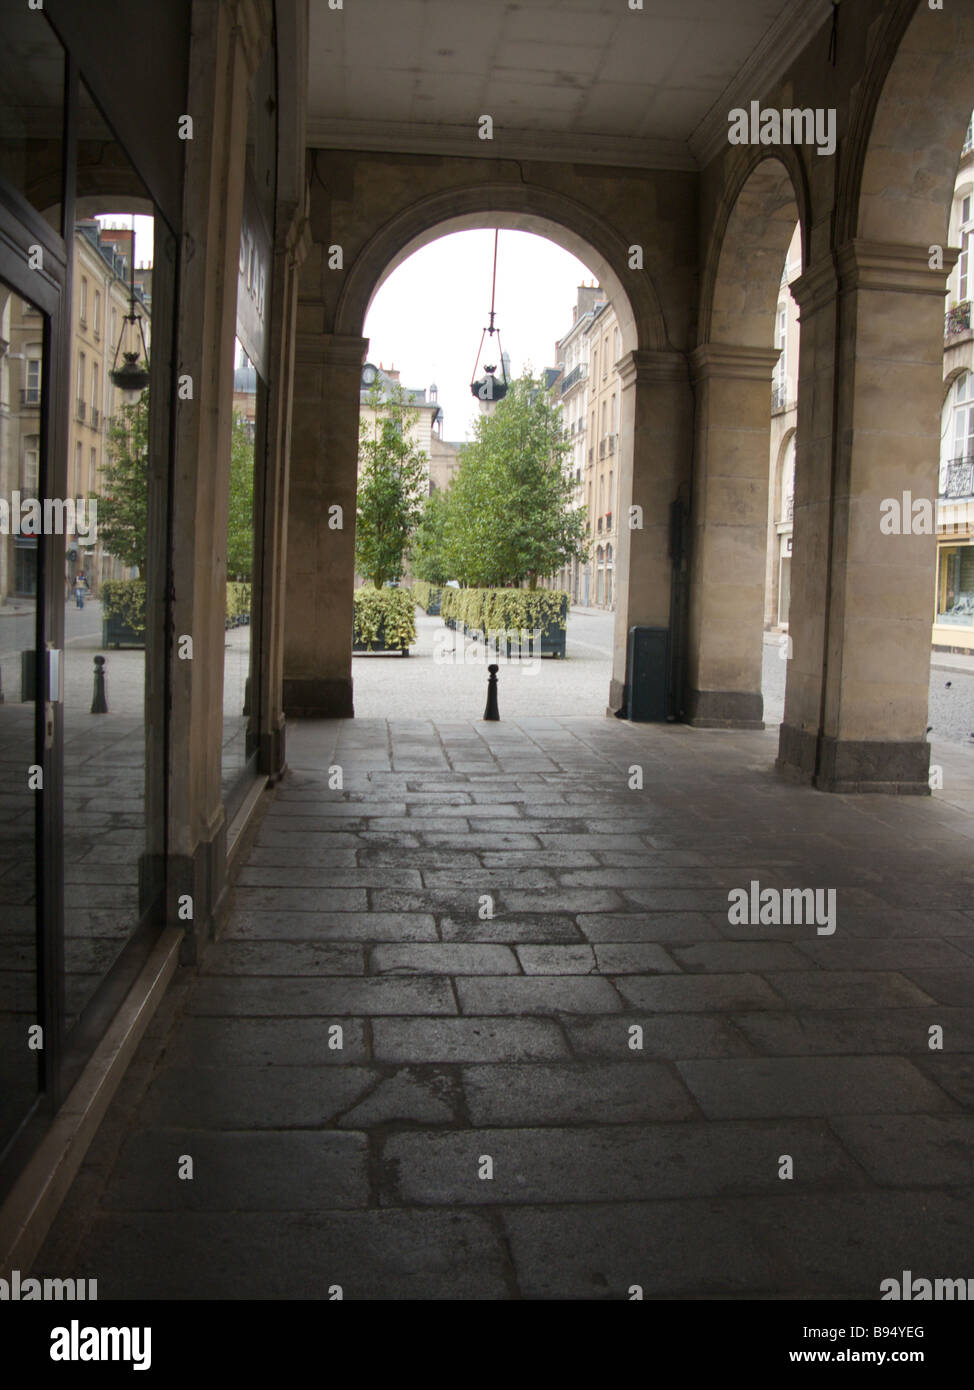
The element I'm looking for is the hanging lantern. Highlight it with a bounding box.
[109,215,151,394]
[470,229,509,404]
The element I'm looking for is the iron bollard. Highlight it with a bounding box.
[91,655,108,714]
[483,662,500,721]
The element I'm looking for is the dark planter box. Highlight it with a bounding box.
[426,587,442,615]
[102,615,145,649]
[353,622,410,655]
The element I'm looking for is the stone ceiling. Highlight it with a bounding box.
[306,0,834,169]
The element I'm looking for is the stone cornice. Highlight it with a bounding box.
[618,349,689,390]
[295,333,368,368]
[690,344,781,383]
[688,0,835,169]
[836,240,960,296]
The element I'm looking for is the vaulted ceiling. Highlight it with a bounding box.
[306,0,834,169]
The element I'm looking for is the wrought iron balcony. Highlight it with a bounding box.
[945,300,972,342]
[559,362,588,396]
[940,456,974,499]
[771,382,789,411]
[20,388,40,407]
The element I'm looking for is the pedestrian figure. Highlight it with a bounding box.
[74,572,89,609]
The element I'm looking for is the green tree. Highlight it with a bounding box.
[410,486,453,584]
[449,371,588,588]
[227,411,255,580]
[355,380,428,588]
[98,390,150,573]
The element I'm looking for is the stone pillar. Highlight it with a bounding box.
[167,0,263,958]
[254,201,309,776]
[610,349,692,713]
[685,344,780,728]
[778,241,955,793]
[283,332,367,718]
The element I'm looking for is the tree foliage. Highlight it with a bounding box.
[227,411,255,581]
[410,487,453,584]
[443,371,588,588]
[98,390,150,574]
[355,381,428,588]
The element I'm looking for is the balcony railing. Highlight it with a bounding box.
[20,388,40,407]
[945,300,972,342]
[76,399,86,421]
[607,433,616,455]
[559,362,588,396]
[91,406,100,428]
[940,456,974,499]
[771,382,789,411]
[599,439,606,459]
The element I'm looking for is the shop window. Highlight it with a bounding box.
[938,545,974,626]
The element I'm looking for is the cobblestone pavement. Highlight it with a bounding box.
[35,716,974,1299]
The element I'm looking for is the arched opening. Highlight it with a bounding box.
[285,182,672,724]
[346,225,638,718]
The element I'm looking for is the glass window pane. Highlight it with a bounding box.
[0,281,41,1157]
[0,1,65,223]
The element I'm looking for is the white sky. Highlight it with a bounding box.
[96,213,154,268]
[363,230,597,442]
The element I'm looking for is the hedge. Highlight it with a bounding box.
[441,587,568,639]
[101,579,146,634]
[412,580,432,611]
[353,586,417,649]
[226,581,251,623]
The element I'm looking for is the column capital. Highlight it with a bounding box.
[294,333,369,369]
[690,343,780,384]
[617,348,688,390]
[836,239,959,296]
[790,254,839,316]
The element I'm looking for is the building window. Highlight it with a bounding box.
[952,372,974,463]
[25,356,41,405]
[937,545,974,627]
[959,196,974,303]
[93,289,101,338]
[74,441,83,493]
[77,350,86,403]
[23,436,39,493]
[90,446,97,494]
[80,275,88,325]
[110,306,117,349]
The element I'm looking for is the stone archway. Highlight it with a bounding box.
[285,169,693,719]
[777,0,974,792]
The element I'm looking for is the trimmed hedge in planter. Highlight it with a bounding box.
[353,586,416,654]
[226,581,251,628]
[412,580,443,615]
[440,588,569,657]
[102,579,146,649]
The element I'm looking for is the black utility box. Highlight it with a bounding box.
[626,626,669,721]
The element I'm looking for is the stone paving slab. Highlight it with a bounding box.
[30,714,974,1299]
[102,1130,369,1210]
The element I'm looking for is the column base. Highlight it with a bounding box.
[167,821,229,966]
[282,677,354,718]
[776,723,931,794]
[259,718,287,781]
[685,689,764,729]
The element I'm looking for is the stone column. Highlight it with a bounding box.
[610,349,692,713]
[686,344,780,728]
[283,332,367,718]
[778,241,955,792]
[167,0,263,957]
[253,201,309,776]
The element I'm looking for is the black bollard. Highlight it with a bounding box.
[91,655,108,714]
[483,662,500,721]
